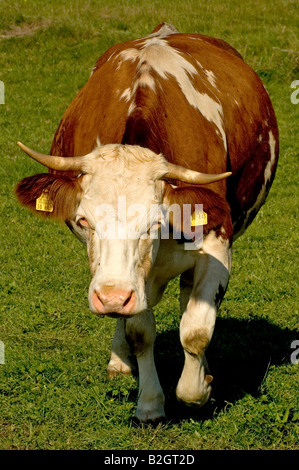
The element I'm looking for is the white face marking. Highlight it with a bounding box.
[116,37,226,149]
[71,144,168,315]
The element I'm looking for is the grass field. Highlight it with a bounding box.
[0,0,298,450]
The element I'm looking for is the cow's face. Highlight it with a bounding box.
[69,145,168,317]
[16,141,230,317]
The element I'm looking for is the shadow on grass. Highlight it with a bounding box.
[154,317,297,423]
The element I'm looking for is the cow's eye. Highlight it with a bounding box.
[78,217,90,228]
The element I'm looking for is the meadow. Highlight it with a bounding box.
[0,0,298,450]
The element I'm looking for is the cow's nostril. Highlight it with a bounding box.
[92,287,136,315]
[96,291,105,305]
[123,291,133,307]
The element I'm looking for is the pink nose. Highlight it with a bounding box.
[92,286,136,315]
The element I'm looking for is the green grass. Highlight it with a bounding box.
[0,0,298,450]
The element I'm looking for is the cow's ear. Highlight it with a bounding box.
[15,173,82,221]
[163,182,233,237]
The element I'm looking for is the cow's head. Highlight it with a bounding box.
[16,142,231,317]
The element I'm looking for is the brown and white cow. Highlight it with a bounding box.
[16,23,278,423]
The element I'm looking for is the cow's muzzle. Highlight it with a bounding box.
[91,286,137,316]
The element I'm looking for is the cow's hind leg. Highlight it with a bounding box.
[125,308,165,423]
[176,231,231,407]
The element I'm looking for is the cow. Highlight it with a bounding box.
[15,23,279,424]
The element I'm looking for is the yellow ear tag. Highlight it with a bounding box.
[36,191,54,212]
[191,210,207,227]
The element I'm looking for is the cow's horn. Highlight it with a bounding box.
[164,162,232,185]
[17,142,85,171]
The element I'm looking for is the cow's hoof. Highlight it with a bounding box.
[176,374,213,408]
[133,400,166,426]
[107,362,134,379]
[131,415,167,428]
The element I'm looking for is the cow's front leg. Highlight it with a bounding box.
[176,231,231,407]
[125,308,165,423]
[107,318,135,378]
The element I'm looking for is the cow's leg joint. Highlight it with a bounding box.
[181,327,210,356]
